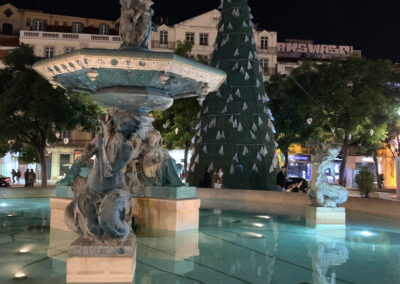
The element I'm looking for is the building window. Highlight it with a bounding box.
[26,18,31,27]
[160,31,168,44]
[260,58,269,73]
[64,47,74,53]
[54,20,59,26]
[60,131,71,139]
[72,22,83,34]
[44,46,54,58]
[284,66,295,72]
[99,24,109,35]
[32,20,44,31]
[198,55,208,62]
[185,32,194,45]
[199,33,209,46]
[260,36,268,49]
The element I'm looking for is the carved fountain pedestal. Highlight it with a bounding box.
[306,206,346,227]
[67,234,136,283]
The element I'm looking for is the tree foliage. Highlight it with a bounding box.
[152,41,201,172]
[0,44,103,186]
[267,56,400,185]
[267,63,320,166]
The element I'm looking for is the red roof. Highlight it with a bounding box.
[0,37,19,47]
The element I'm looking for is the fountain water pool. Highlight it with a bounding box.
[0,198,399,284]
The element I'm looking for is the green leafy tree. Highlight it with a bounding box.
[311,57,400,186]
[267,63,321,168]
[0,44,103,187]
[152,40,201,173]
[384,115,400,158]
[269,57,400,186]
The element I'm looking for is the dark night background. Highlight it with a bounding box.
[1,0,399,62]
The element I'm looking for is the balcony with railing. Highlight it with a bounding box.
[20,30,121,43]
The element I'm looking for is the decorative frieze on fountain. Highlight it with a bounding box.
[33,1,226,282]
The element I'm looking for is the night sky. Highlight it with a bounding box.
[1,0,399,62]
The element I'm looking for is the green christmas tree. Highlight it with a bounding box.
[188,0,279,189]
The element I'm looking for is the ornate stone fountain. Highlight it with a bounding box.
[33,1,226,283]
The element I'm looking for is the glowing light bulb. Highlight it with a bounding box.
[13,272,27,280]
[247,232,263,238]
[253,223,264,228]
[257,215,270,219]
[0,203,7,207]
[361,231,373,237]
[18,249,29,254]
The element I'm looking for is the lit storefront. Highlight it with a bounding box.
[287,154,311,180]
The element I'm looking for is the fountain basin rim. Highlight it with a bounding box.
[32,48,227,78]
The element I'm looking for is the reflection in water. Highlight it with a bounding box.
[212,208,223,227]
[308,232,349,284]
[267,215,279,284]
[136,227,199,275]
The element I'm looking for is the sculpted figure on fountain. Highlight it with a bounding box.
[64,110,183,239]
[65,110,139,239]
[118,0,155,48]
[308,144,349,207]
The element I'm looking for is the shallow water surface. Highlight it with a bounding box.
[0,198,399,284]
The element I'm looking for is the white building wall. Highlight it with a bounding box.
[20,31,121,58]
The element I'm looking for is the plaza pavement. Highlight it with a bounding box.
[0,184,56,199]
[0,183,397,201]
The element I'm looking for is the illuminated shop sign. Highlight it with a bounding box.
[277,42,353,59]
[289,155,310,162]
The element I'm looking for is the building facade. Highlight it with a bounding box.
[6,3,387,188]
[150,10,277,77]
[18,8,278,78]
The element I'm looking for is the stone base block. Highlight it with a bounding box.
[133,198,200,231]
[50,198,73,231]
[48,228,79,261]
[306,206,346,227]
[66,234,136,283]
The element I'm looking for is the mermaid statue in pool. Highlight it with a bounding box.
[308,144,349,208]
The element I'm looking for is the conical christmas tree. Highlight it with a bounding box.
[188,0,279,190]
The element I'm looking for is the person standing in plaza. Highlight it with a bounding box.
[24,169,29,187]
[199,168,211,188]
[16,169,21,183]
[212,167,224,189]
[276,166,287,192]
[11,169,17,183]
[28,169,36,187]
